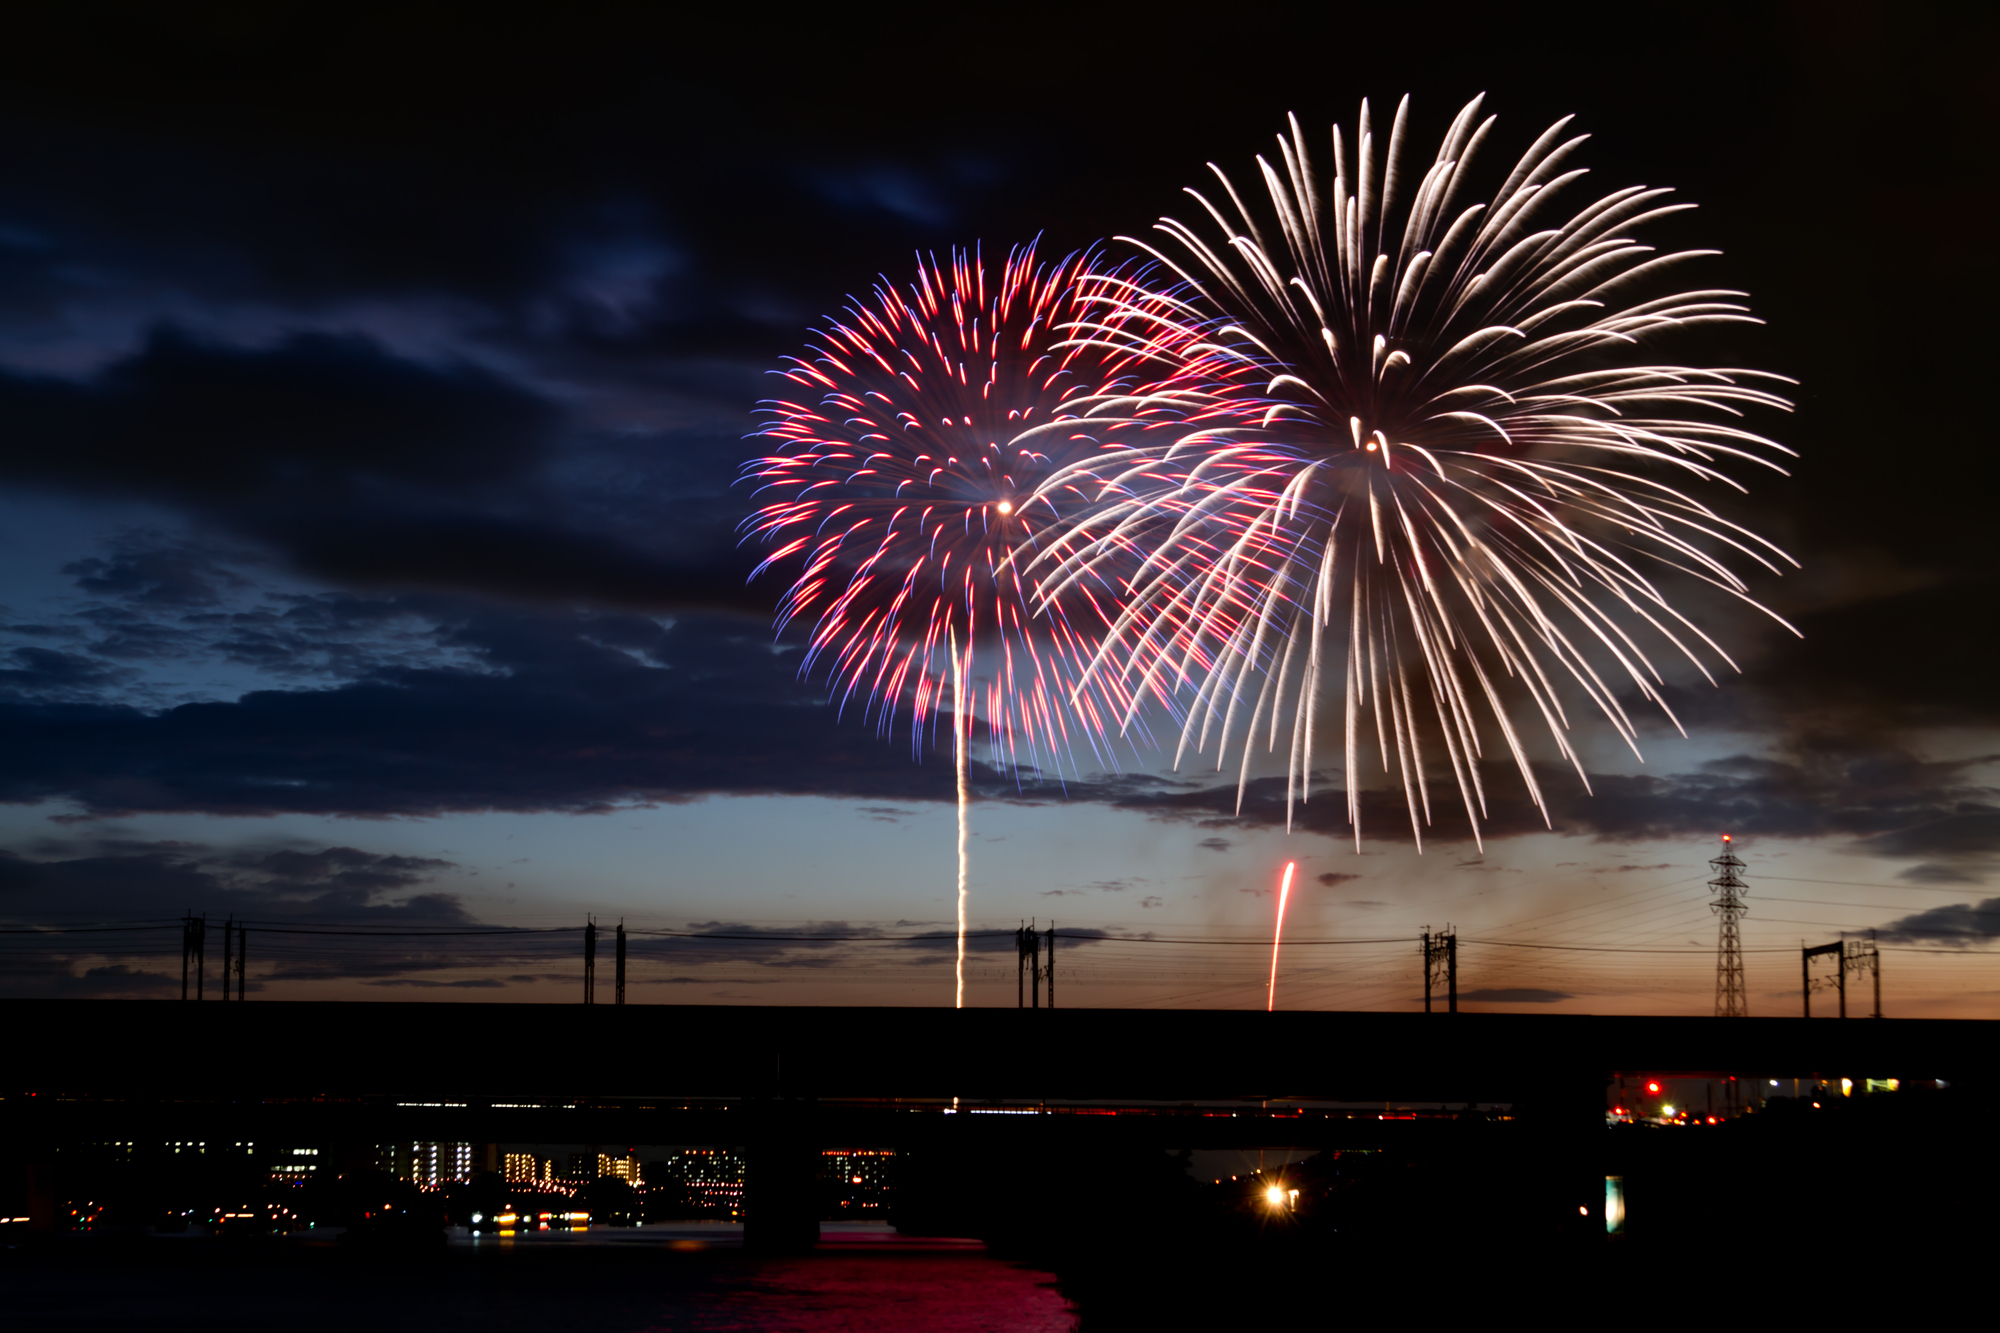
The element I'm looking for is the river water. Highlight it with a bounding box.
[1,1222,1078,1332]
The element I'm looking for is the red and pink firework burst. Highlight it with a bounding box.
[741,240,1184,1005]
[742,241,1173,780]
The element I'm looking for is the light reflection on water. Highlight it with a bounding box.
[460,1222,1075,1331]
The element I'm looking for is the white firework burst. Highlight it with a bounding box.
[1029,94,1797,849]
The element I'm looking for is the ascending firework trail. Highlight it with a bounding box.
[1035,94,1797,850]
[742,242,1181,1005]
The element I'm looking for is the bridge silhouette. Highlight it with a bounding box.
[8,1000,1988,1249]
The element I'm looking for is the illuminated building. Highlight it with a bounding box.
[380,1142,474,1189]
[503,1153,539,1185]
[598,1153,642,1186]
[644,1149,745,1216]
[268,1147,320,1185]
[821,1150,893,1212]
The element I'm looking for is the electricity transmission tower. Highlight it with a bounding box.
[1710,836,1749,1017]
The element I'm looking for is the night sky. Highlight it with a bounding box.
[0,3,1992,1013]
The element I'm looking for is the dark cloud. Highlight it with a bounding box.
[896,927,1110,955]
[1089,744,2000,871]
[1897,863,1986,885]
[251,847,456,895]
[646,921,922,971]
[365,977,508,989]
[64,532,253,609]
[33,963,180,996]
[1317,872,1361,887]
[4,598,1993,892]
[0,328,550,500]
[1872,897,2000,946]
[1855,810,2000,862]
[2,542,535,707]
[0,332,766,615]
[0,646,131,700]
[0,837,505,996]
[1196,837,1232,852]
[0,843,471,923]
[0,609,962,818]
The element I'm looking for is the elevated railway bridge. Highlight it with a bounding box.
[6,1001,1989,1247]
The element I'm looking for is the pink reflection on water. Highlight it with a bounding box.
[667,1226,1074,1332]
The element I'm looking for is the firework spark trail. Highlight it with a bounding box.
[1266,860,1296,1011]
[1030,95,1798,850]
[743,242,1187,1003]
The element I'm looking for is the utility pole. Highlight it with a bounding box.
[615,920,627,1006]
[1421,931,1429,1012]
[182,913,205,1001]
[1863,933,1881,1017]
[1802,941,1844,1017]
[584,916,597,1005]
[1045,921,1054,1009]
[1421,928,1456,1013]
[1842,935,1880,1018]
[1710,835,1749,1017]
[1018,921,1050,1008]
[216,918,245,1002]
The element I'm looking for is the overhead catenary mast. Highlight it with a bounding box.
[1711,836,1749,1017]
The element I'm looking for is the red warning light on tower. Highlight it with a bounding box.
[1645,1081,1662,1096]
